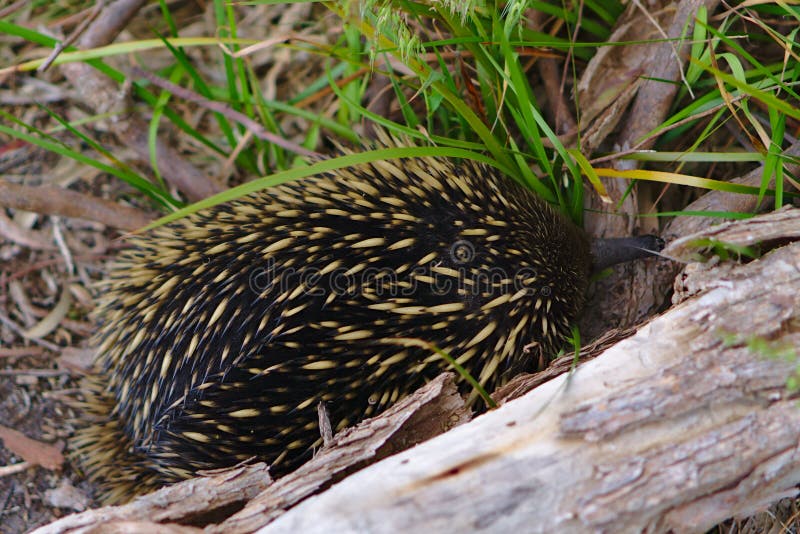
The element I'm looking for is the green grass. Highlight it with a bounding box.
[3,0,797,223]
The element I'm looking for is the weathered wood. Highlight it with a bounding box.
[579,0,722,342]
[30,464,271,534]
[664,204,800,263]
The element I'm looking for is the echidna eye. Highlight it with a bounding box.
[449,239,475,264]
[367,394,379,405]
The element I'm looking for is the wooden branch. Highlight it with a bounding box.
[31,464,271,534]
[0,180,152,230]
[663,136,800,243]
[665,203,800,263]
[74,0,145,50]
[212,372,470,534]
[578,0,722,343]
[616,0,722,153]
[129,67,319,159]
[652,138,800,333]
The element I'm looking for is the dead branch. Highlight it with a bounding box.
[129,68,319,159]
[664,204,800,263]
[663,138,800,242]
[0,180,152,230]
[30,462,270,534]
[650,136,800,311]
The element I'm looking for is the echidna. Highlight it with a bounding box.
[73,144,660,504]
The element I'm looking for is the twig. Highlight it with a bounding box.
[58,0,223,201]
[0,347,46,359]
[0,0,29,19]
[0,462,31,478]
[0,311,61,352]
[0,210,55,250]
[77,0,146,50]
[631,0,694,99]
[3,252,117,285]
[0,369,71,377]
[38,1,106,73]
[587,95,747,166]
[0,180,152,231]
[51,217,75,274]
[537,58,578,136]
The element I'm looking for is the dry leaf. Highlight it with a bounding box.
[0,424,64,470]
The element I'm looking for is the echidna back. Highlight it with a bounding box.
[77,154,591,502]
